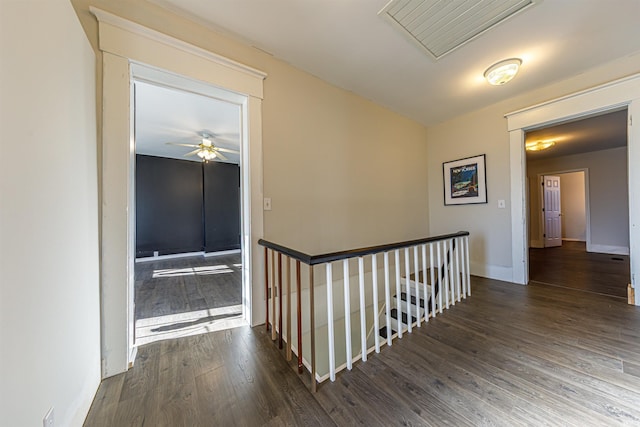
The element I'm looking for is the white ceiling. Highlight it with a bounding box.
[137,1,638,162]
[135,81,241,164]
[150,0,640,127]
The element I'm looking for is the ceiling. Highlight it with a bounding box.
[150,0,640,127]
[135,81,241,164]
[525,109,627,161]
[136,1,638,162]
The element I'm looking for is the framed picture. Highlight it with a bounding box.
[443,154,487,205]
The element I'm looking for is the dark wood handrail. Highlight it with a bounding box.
[258,231,470,265]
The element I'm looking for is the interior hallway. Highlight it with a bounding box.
[134,253,244,345]
[85,276,640,426]
[529,241,630,299]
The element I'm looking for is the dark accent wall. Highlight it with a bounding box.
[204,162,241,251]
[136,155,240,257]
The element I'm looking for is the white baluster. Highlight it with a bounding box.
[384,251,392,346]
[421,244,428,323]
[413,246,421,327]
[437,241,443,314]
[394,250,402,338]
[455,237,461,302]
[358,257,367,362]
[429,242,436,317]
[443,240,450,309]
[449,239,456,306]
[404,248,412,333]
[461,237,467,298]
[465,235,471,296]
[326,262,336,381]
[372,254,380,353]
[343,259,352,371]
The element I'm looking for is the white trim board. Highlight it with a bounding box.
[588,244,630,256]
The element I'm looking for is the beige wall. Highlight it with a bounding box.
[427,54,640,281]
[72,0,430,255]
[0,0,100,425]
[528,148,629,253]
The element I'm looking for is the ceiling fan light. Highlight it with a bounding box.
[202,137,212,147]
[484,58,522,86]
[197,151,206,158]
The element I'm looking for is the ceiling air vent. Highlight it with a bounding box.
[379,0,536,60]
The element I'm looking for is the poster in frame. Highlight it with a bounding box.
[443,154,487,206]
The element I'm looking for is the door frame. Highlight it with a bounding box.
[506,74,640,306]
[92,8,267,377]
[533,169,590,250]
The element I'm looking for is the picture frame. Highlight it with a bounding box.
[443,154,487,206]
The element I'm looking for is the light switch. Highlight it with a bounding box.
[498,199,506,209]
[263,197,272,211]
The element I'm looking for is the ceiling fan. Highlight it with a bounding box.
[166,133,239,162]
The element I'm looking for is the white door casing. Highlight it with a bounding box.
[92,8,266,377]
[506,73,640,305]
[543,175,562,247]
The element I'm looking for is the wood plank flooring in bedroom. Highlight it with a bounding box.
[134,252,243,345]
[529,240,630,298]
[85,275,640,426]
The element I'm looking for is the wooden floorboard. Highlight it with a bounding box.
[85,276,640,426]
[529,240,630,298]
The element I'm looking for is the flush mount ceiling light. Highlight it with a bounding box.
[484,58,522,85]
[525,140,555,151]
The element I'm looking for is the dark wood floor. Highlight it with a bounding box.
[85,275,640,426]
[529,240,630,299]
[134,253,243,345]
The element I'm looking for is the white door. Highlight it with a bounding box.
[543,175,562,247]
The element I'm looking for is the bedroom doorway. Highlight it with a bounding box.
[524,110,631,299]
[132,75,246,345]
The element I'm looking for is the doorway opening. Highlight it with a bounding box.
[525,109,631,299]
[132,68,248,346]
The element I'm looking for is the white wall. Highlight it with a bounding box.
[0,1,100,426]
[528,148,629,254]
[560,172,587,241]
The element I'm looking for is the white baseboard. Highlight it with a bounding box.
[136,251,204,262]
[587,244,629,255]
[203,249,241,257]
[136,249,241,262]
[562,238,585,242]
[530,240,544,248]
[470,261,513,283]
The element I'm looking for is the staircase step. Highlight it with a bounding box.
[390,308,417,325]
[399,292,425,308]
[379,326,397,339]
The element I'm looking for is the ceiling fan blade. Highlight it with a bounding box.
[185,148,201,157]
[215,147,240,154]
[167,142,199,148]
[215,151,229,162]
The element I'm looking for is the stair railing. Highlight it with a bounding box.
[259,231,470,392]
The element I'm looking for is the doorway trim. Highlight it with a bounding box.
[506,73,640,305]
[92,8,267,377]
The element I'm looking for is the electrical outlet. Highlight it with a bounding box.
[497,199,506,209]
[43,407,54,427]
[263,198,272,211]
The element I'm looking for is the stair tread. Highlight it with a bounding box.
[390,308,417,325]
